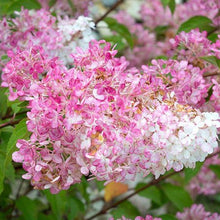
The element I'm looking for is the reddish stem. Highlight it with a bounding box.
[203,71,220,77]
[0,119,21,129]
[95,0,124,26]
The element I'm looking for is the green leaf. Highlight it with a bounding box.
[103,35,127,53]
[49,0,57,7]
[168,0,176,14]
[5,118,29,165]
[67,0,76,13]
[44,190,67,220]
[200,56,220,68]
[155,25,169,35]
[104,17,134,48]
[0,214,7,220]
[160,0,175,14]
[75,176,90,203]
[38,213,54,220]
[1,54,9,60]
[7,99,27,115]
[16,196,38,220]
[0,0,13,16]
[0,183,12,217]
[213,193,220,203]
[111,201,140,218]
[0,88,8,118]
[0,126,14,133]
[95,179,105,191]
[195,194,220,214]
[205,84,214,102]
[136,183,162,205]
[209,165,220,179]
[177,16,215,34]
[208,33,218,42]
[0,118,29,195]
[160,183,193,211]
[160,0,170,8]
[67,197,85,220]
[0,126,14,183]
[6,0,41,14]
[154,25,169,40]
[154,55,168,60]
[159,214,177,220]
[184,161,203,183]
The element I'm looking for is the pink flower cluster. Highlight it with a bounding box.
[140,0,220,30]
[189,154,220,196]
[211,79,220,112]
[0,9,60,61]
[142,59,209,109]
[169,29,220,113]
[140,0,174,29]
[1,46,57,101]
[169,29,219,74]
[2,40,219,193]
[109,215,161,220]
[38,0,94,17]
[0,8,95,67]
[176,204,220,220]
[170,30,212,63]
[183,0,220,26]
[114,0,220,68]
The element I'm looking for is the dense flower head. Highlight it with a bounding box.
[142,59,209,108]
[169,29,213,67]
[0,8,95,66]
[1,46,59,101]
[165,29,220,78]
[0,9,60,57]
[168,29,220,113]
[176,204,220,220]
[12,139,83,194]
[5,40,220,193]
[1,1,220,219]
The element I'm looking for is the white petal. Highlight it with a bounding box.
[93,89,105,100]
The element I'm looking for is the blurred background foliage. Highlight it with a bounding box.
[0,0,220,219]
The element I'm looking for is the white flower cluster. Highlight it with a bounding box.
[57,16,96,65]
[133,92,220,179]
[164,112,219,172]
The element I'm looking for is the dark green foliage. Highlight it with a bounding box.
[177,16,215,34]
